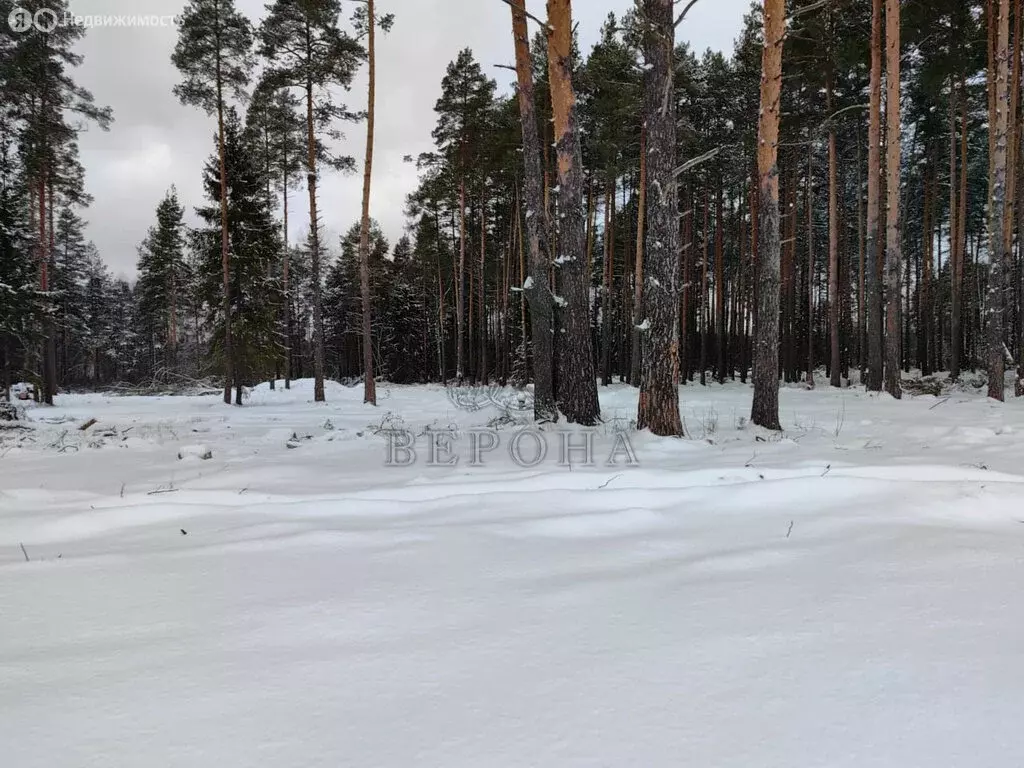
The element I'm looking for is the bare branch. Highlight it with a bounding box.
[674,0,702,27]
[789,0,829,20]
[673,146,722,176]
[499,0,550,31]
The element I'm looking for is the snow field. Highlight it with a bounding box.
[2,378,1024,766]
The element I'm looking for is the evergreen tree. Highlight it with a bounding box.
[752,0,784,430]
[7,0,112,403]
[136,189,188,372]
[192,110,282,404]
[432,49,497,383]
[260,0,364,403]
[245,75,305,388]
[0,158,37,401]
[636,0,683,436]
[173,0,255,404]
[547,0,601,425]
[51,206,90,384]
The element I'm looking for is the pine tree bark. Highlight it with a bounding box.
[700,186,709,386]
[303,19,326,403]
[806,142,815,388]
[636,0,683,436]
[546,0,600,425]
[751,0,784,430]
[715,180,726,384]
[509,0,556,421]
[282,144,291,390]
[681,188,693,383]
[950,77,962,380]
[358,0,377,405]
[480,193,489,384]
[601,182,614,385]
[986,0,1012,400]
[883,0,903,398]
[631,126,647,388]
[215,37,234,405]
[456,176,466,383]
[828,66,841,387]
[865,0,884,391]
[857,139,866,375]
[921,164,933,376]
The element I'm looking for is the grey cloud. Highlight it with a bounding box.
[70,0,749,278]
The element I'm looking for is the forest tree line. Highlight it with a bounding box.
[3,0,1024,435]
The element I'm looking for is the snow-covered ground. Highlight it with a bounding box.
[3,378,1024,767]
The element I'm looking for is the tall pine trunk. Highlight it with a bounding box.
[358,0,377,405]
[884,0,903,398]
[751,0,784,430]
[715,180,726,384]
[547,0,600,425]
[304,23,326,403]
[631,126,646,388]
[282,142,291,390]
[509,1,556,421]
[865,0,884,391]
[456,176,466,383]
[986,0,1012,400]
[636,0,683,436]
[215,44,234,405]
[806,142,815,388]
[828,66,841,387]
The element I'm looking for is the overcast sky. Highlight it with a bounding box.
[69,0,751,278]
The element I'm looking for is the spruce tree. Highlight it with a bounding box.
[136,189,188,372]
[245,75,305,388]
[192,110,281,404]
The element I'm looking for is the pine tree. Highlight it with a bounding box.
[173,0,254,404]
[260,0,364,403]
[751,0,784,431]
[432,49,497,384]
[883,0,903,398]
[8,0,111,403]
[636,0,683,436]
[986,0,1012,400]
[509,0,557,422]
[353,1,393,405]
[546,0,601,425]
[864,0,884,391]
